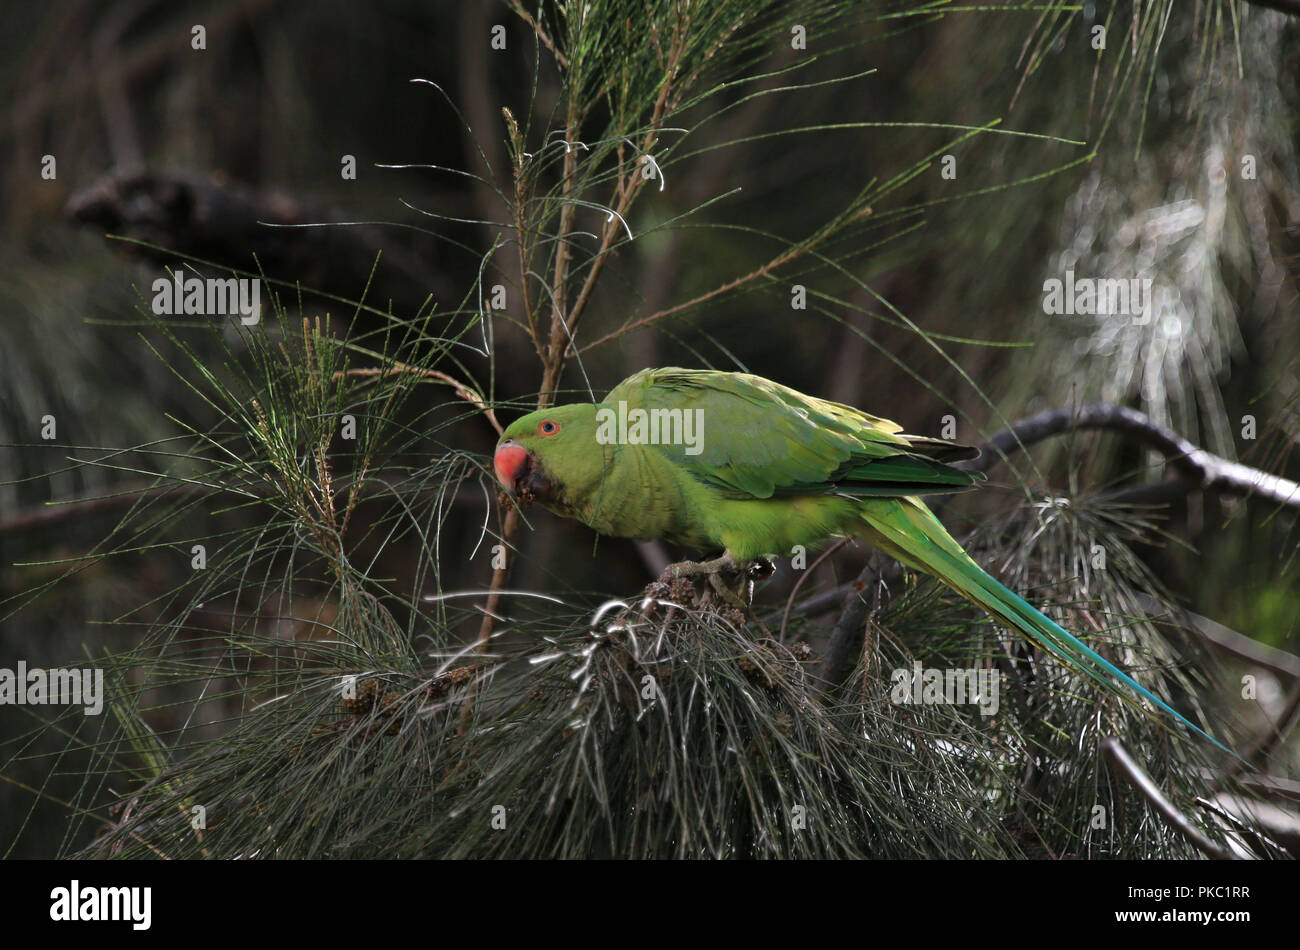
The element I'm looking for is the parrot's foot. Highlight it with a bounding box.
[658,553,774,608]
[661,551,744,581]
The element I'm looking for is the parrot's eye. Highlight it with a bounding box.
[538,419,560,436]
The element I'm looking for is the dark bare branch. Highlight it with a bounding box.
[962,403,1300,510]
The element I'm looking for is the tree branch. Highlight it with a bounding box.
[961,403,1300,510]
[818,558,894,689]
[66,169,445,321]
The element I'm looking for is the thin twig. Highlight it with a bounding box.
[508,0,569,68]
[778,539,846,644]
[578,212,871,355]
[546,27,687,383]
[339,365,502,435]
[541,109,582,397]
[460,504,521,730]
[509,117,546,361]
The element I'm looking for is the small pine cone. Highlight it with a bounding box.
[426,664,477,699]
[642,579,672,605]
[667,577,697,604]
[789,642,813,663]
[341,676,379,714]
[378,691,403,717]
[720,606,747,629]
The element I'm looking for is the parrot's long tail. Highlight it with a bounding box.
[853,497,1233,756]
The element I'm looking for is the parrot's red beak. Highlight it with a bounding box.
[494,441,529,492]
[494,439,553,501]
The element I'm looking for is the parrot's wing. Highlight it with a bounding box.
[609,368,983,499]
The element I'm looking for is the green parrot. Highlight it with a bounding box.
[493,367,1228,754]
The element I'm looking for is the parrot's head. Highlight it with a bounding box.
[493,403,608,509]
